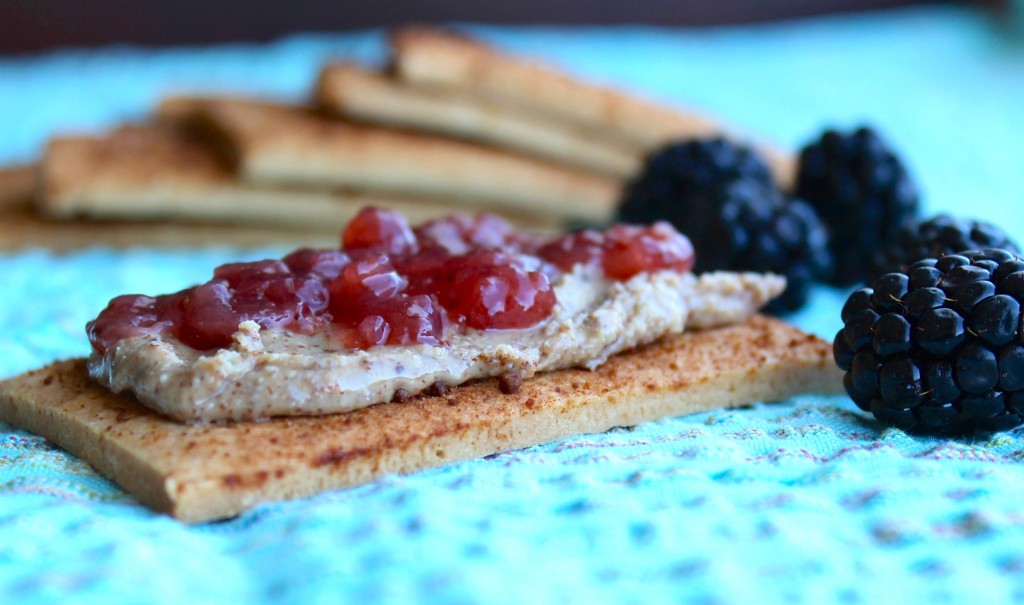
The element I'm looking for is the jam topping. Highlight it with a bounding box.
[87,208,695,354]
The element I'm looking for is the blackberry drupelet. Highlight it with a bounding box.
[871,214,1020,279]
[835,248,1024,436]
[797,126,919,286]
[696,180,832,314]
[617,137,774,238]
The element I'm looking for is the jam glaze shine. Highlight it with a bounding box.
[85,208,782,423]
[88,208,695,355]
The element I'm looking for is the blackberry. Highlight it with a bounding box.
[618,137,774,238]
[693,179,832,314]
[618,138,829,313]
[871,215,1020,279]
[797,126,919,286]
[835,248,1024,436]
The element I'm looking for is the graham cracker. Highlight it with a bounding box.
[0,163,340,250]
[158,96,618,223]
[36,124,520,231]
[315,63,643,178]
[0,315,842,523]
[389,28,797,188]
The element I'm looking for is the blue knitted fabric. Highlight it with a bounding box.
[2,7,1024,604]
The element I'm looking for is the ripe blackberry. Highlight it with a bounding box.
[694,180,832,314]
[797,126,919,286]
[835,248,1024,436]
[871,215,1020,279]
[618,137,774,238]
[618,138,828,313]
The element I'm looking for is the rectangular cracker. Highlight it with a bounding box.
[0,162,341,250]
[315,63,643,179]
[0,197,335,252]
[390,28,797,188]
[0,315,842,523]
[159,97,619,223]
[36,124,539,231]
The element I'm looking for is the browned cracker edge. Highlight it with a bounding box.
[390,27,721,145]
[0,161,339,250]
[155,96,618,223]
[388,27,798,188]
[0,316,842,524]
[314,63,642,179]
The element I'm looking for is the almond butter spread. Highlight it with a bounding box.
[86,208,783,422]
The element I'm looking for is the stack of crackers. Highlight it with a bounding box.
[1,27,793,251]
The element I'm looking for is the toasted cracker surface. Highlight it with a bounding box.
[316,63,642,178]
[0,316,841,523]
[35,124,511,231]
[0,198,336,251]
[0,161,339,250]
[389,27,797,188]
[391,28,721,149]
[158,96,617,223]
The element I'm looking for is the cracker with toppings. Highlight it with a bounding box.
[0,209,843,522]
[0,315,840,523]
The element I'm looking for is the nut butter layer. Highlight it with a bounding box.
[37,124,501,231]
[0,315,843,523]
[315,63,642,179]
[90,271,784,423]
[160,96,618,223]
[389,27,797,188]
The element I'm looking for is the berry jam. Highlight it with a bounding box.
[88,208,695,354]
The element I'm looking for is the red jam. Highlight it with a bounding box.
[87,208,694,354]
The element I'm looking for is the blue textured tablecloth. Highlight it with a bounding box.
[3,7,1024,604]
